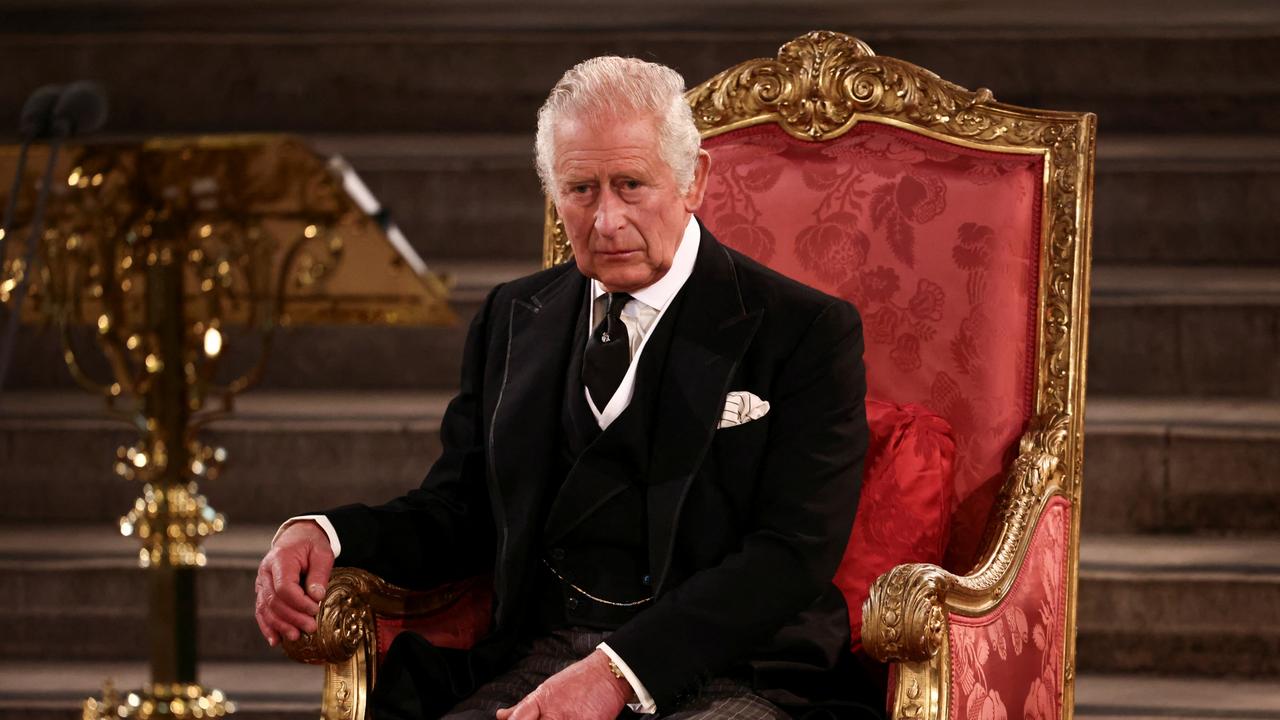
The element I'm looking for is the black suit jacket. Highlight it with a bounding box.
[326,224,868,710]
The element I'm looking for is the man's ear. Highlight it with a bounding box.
[683,149,712,212]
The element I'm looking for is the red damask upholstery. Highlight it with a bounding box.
[374,578,494,665]
[835,399,956,650]
[701,122,1044,570]
[948,497,1071,720]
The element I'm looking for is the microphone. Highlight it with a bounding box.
[18,84,62,141]
[50,81,109,139]
[0,81,110,397]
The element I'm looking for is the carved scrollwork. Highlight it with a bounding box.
[283,568,378,664]
[956,412,1071,596]
[687,31,1002,142]
[863,563,952,662]
[286,564,480,663]
[282,568,490,720]
[1009,413,1071,498]
[863,411,1073,663]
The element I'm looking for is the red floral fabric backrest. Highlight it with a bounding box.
[948,496,1071,720]
[700,122,1043,569]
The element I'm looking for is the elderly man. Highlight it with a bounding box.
[256,56,870,719]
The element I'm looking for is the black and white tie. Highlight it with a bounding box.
[582,291,633,410]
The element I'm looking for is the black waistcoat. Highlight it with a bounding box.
[532,286,684,631]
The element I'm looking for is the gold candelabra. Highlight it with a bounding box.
[0,135,453,718]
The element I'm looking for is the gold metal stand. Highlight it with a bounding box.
[0,135,453,719]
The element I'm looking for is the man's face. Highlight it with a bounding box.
[551,113,709,292]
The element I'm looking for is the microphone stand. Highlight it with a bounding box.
[1,84,61,264]
[0,131,63,394]
[0,82,106,396]
[0,142,32,261]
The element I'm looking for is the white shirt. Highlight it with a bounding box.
[585,215,700,429]
[278,215,702,714]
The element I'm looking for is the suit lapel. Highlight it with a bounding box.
[487,266,584,618]
[648,229,762,594]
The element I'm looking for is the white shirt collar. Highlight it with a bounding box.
[590,215,700,313]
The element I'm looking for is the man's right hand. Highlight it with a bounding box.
[254,520,334,646]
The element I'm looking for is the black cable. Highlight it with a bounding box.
[0,81,108,397]
[0,134,64,396]
[1,144,32,263]
[1,84,63,268]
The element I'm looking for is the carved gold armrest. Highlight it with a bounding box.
[281,568,382,720]
[282,567,486,720]
[284,568,379,664]
[861,413,1073,720]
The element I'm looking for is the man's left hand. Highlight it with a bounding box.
[496,649,632,720]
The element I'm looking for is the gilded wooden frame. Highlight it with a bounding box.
[544,30,1096,720]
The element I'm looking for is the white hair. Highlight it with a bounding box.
[535,56,702,194]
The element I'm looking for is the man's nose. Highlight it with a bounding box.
[593,188,626,238]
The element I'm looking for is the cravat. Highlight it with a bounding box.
[582,291,633,410]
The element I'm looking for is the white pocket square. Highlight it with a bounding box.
[718,391,770,429]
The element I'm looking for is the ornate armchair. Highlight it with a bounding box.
[285,31,1095,720]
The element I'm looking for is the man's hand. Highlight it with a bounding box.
[496,649,632,720]
[254,520,334,646]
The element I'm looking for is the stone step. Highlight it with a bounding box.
[0,525,287,662]
[1083,397,1280,535]
[3,391,1279,534]
[312,135,544,265]
[1089,135,1280,266]
[1088,266,1280,398]
[4,260,532,392]
[0,390,452,525]
[3,525,1279,682]
[304,133,1280,267]
[2,11,1279,136]
[8,265,1280,398]
[1076,535,1280,677]
[1073,674,1280,720]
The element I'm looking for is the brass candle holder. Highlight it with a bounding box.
[0,135,453,718]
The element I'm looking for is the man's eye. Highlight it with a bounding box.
[621,180,641,190]
[571,184,591,194]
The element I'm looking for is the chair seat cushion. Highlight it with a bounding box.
[835,398,956,649]
[376,577,493,664]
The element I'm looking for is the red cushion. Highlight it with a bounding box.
[835,399,956,649]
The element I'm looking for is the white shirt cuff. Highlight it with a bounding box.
[273,515,342,558]
[597,642,657,714]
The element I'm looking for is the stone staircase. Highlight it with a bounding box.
[2,1,1279,718]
